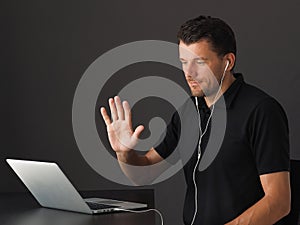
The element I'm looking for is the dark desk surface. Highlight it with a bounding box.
[0,189,157,225]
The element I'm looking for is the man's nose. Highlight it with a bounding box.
[184,62,197,78]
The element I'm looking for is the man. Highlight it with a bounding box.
[101,16,290,225]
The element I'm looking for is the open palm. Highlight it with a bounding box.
[100,96,144,152]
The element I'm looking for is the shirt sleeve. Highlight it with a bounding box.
[249,97,290,175]
[153,111,181,163]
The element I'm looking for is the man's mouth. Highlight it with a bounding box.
[189,81,198,86]
[188,80,201,85]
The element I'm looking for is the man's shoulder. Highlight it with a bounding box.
[242,81,270,99]
[233,81,288,126]
[237,80,279,109]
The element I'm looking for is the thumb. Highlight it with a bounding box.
[132,125,144,139]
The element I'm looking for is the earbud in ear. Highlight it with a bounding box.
[225,60,230,71]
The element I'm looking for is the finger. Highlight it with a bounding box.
[114,96,125,120]
[132,125,144,139]
[100,107,111,126]
[109,98,118,121]
[123,101,132,128]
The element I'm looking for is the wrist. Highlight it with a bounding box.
[116,150,135,163]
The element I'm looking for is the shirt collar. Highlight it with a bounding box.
[221,73,244,109]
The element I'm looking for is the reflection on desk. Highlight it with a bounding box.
[0,190,157,225]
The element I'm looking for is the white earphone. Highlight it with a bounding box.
[225,60,230,72]
[226,59,230,67]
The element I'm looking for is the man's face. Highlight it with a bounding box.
[179,40,226,97]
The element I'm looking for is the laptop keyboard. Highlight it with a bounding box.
[86,201,120,210]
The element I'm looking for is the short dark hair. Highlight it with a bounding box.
[177,15,236,58]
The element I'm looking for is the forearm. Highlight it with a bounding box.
[116,151,148,185]
[225,195,290,225]
[116,151,150,166]
[116,149,168,185]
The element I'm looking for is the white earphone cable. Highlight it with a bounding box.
[116,208,164,225]
[190,61,229,225]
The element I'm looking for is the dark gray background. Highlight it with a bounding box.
[1,0,299,224]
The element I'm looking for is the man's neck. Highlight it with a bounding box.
[204,72,236,108]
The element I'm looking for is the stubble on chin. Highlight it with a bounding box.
[190,88,205,97]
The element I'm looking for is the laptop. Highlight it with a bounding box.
[6,159,147,214]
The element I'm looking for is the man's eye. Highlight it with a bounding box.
[181,61,188,65]
[196,60,205,65]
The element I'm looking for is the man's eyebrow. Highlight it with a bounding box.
[194,57,208,60]
[179,57,208,61]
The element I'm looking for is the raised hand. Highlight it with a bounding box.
[100,96,144,153]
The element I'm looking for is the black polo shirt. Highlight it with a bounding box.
[154,73,290,225]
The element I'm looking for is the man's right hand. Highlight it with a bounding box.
[100,96,144,153]
[101,96,166,184]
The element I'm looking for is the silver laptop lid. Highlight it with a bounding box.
[6,159,92,214]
